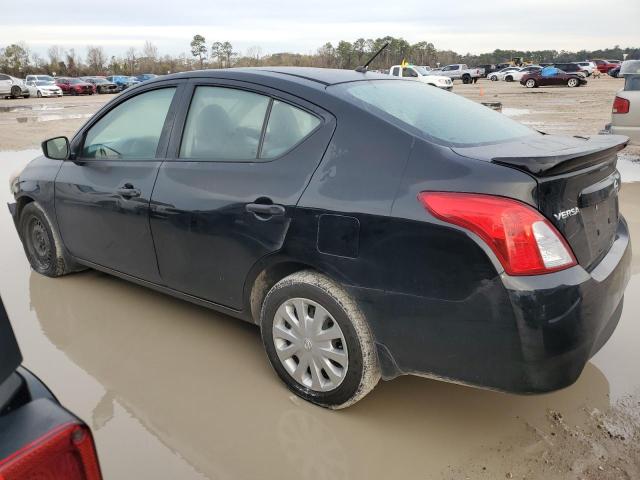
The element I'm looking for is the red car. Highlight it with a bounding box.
[592,59,618,73]
[521,70,588,88]
[55,77,95,95]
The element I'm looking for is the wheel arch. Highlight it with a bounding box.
[15,195,35,222]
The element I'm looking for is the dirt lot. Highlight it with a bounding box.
[0,78,639,480]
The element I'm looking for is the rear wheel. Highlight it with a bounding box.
[567,78,579,88]
[10,86,21,98]
[37,90,42,98]
[505,75,513,82]
[260,270,380,409]
[462,74,471,84]
[525,78,537,88]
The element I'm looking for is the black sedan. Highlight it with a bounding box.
[521,70,588,88]
[9,68,631,408]
[0,297,102,478]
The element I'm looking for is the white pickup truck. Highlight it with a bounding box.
[435,64,482,84]
[388,65,453,90]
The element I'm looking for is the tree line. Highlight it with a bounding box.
[1,35,639,78]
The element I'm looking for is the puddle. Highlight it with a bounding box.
[15,113,93,123]
[0,104,90,113]
[0,149,638,480]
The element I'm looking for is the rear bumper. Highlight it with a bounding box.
[352,217,631,393]
[609,125,640,145]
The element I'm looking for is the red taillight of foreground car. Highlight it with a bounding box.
[418,192,577,276]
[612,96,630,114]
[0,422,102,480]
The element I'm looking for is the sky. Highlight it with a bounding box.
[2,0,639,58]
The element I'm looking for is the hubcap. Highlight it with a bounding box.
[272,298,348,392]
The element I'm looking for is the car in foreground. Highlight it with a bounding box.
[25,80,63,97]
[55,78,95,95]
[0,74,30,99]
[82,77,118,94]
[9,67,631,408]
[388,64,453,90]
[604,60,640,144]
[0,297,102,479]
[521,68,588,88]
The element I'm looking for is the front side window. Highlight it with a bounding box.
[391,67,400,77]
[82,87,175,159]
[332,80,536,147]
[180,86,269,160]
[261,101,320,159]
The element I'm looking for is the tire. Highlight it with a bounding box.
[10,86,21,98]
[23,94,29,98]
[462,74,470,84]
[260,270,380,409]
[19,202,72,277]
[490,75,498,81]
[567,78,579,88]
[525,78,537,88]
[505,76,513,82]
[37,91,42,98]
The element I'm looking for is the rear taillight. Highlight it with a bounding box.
[612,96,630,114]
[418,192,577,276]
[0,422,102,480]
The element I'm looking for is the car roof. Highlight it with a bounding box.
[156,67,388,88]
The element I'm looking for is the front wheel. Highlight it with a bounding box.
[10,86,21,98]
[490,75,498,81]
[260,270,380,409]
[462,74,470,84]
[505,76,513,82]
[19,202,71,277]
[567,78,579,87]
[525,79,537,88]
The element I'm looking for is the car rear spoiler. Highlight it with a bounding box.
[453,134,629,177]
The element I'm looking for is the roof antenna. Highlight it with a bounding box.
[355,42,390,73]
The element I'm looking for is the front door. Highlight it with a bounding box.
[150,81,335,309]
[55,85,180,282]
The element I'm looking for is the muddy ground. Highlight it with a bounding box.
[0,77,638,480]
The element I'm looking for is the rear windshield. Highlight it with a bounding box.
[625,76,640,91]
[331,80,536,147]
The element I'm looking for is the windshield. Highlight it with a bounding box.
[331,80,536,147]
[414,66,430,75]
[67,79,83,84]
[92,78,108,83]
[35,81,55,86]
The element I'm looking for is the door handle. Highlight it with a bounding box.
[116,184,141,198]
[245,203,286,217]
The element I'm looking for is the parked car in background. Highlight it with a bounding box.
[25,74,56,83]
[521,67,588,88]
[608,66,622,78]
[573,61,597,76]
[503,65,542,82]
[9,68,631,408]
[82,77,119,94]
[604,60,640,144]
[25,80,63,97]
[552,63,587,77]
[592,59,618,73]
[477,64,497,77]
[0,74,30,99]
[0,297,103,479]
[105,75,140,91]
[488,67,520,81]
[436,64,481,83]
[135,73,158,82]
[55,78,95,95]
[388,64,453,90]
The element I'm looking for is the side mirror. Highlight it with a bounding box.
[42,136,70,160]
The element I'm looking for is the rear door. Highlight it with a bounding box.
[149,80,336,309]
[55,82,184,282]
[0,75,12,95]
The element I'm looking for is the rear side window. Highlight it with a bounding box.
[261,101,320,158]
[332,80,536,147]
[180,86,269,159]
[82,87,175,159]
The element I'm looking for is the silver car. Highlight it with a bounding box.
[0,73,30,99]
[606,60,640,144]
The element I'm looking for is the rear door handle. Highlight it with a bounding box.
[245,203,286,217]
[117,184,141,198]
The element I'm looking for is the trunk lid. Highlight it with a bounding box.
[453,134,629,269]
